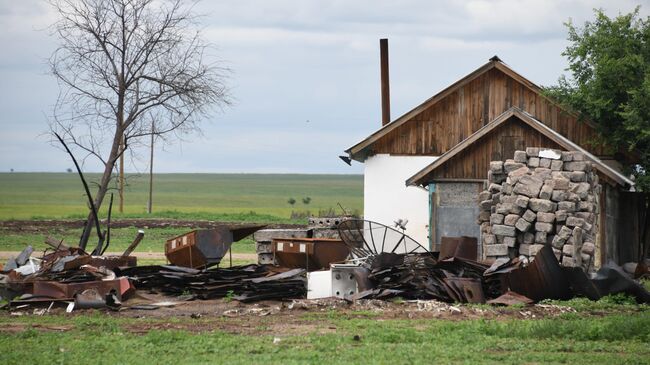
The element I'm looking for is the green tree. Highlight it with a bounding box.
[546,8,650,190]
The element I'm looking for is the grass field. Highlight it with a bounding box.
[0,173,363,221]
[1,309,648,364]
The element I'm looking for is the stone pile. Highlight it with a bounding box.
[477,148,600,272]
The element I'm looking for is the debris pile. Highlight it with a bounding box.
[478,148,600,271]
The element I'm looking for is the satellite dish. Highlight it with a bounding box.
[337,219,430,260]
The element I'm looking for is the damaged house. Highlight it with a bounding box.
[345,47,644,267]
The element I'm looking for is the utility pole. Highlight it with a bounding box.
[119,134,125,213]
[147,121,155,214]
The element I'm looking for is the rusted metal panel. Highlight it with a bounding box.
[32,277,132,300]
[87,256,136,269]
[507,245,572,301]
[439,236,478,261]
[272,238,350,271]
[443,277,485,303]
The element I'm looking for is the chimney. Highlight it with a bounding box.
[380,38,390,126]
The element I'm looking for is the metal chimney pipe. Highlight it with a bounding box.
[380,38,390,126]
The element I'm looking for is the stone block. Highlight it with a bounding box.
[558,201,576,212]
[509,166,530,184]
[513,150,527,163]
[504,214,520,226]
[485,244,508,256]
[539,158,551,168]
[551,235,566,249]
[496,204,512,215]
[515,195,530,208]
[553,248,562,260]
[572,152,585,161]
[490,213,504,225]
[581,241,595,255]
[504,161,525,173]
[488,184,501,193]
[523,232,535,244]
[518,243,532,256]
[562,244,575,256]
[528,157,540,168]
[529,244,545,257]
[492,224,516,237]
[578,201,595,212]
[539,149,562,160]
[515,218,532,232]
[557,225,573,240]
[512,175,544,198]
[536,212,556,223]
[561,151,573,162]
[552,177,570,190]
[533,168,553,181]
[478,190,492,201]
[521,210,535,223]
[483,234,496,245]
[551,190,568,202]
[254,229,310,242]
[504,236,517,248]
[478,210,491,223]
[528,198,554,212]
[550,160,563,171]
[502,182,513,195]
[526,147,540,157]
[570,171,586,182]
[566,216,585,228]
[535,222,554,233]
[539,184,553,199]
[535,231,547,243]
[479,200,493,210]
[572,227,583,246]
[564,161,587,171]
[490,161,504,174]
[555,210,568,222]
[571,182,591,199]
[562,256,579,267]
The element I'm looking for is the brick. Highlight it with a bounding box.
[539,149,562,160]
[522,209,537,222]
[528,157,540,168]
[570,171,586,182]
[528,198,554,212]
[492,224,516,237]
[566,216,585,228]
[535,222,554,233]
[490,213,504,225]
[539,184,553,199]
[536,212,555,223]
[526,147,540,157]
[558,201,576,212]
[513,150,527,163]
[550,160,563,171]
[539,158,551,168]
[484,244,508,256]
[564,161,587,171]
[515,218,532,232]
[490,161,504,174]
[561,151,573,162]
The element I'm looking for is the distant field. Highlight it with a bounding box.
[0,173,363,221]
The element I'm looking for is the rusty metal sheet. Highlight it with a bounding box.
[444,277,485,303]
[439,236,478,261]
[87,256,137,269]
[272,238,350,271]
[507,245,572,302]
[487,291,534,306]
[32,277,132,300]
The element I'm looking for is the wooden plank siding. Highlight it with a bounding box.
[369,68,607,158]
[428,117,563,180]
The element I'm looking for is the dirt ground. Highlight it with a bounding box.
[0,251,257,261]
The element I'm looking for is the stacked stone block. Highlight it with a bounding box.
[478,148,600,272]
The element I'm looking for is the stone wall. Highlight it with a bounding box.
[477,148,600,272]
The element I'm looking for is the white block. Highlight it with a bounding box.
[307,270,332,299]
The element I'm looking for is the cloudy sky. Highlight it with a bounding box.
[0,0,647,174]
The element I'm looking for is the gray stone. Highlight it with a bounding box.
[539,158,551,168]
[570,171,586,182]
[581,241,595,255]
[567,192,581,202]
[513,150,527,163]
[551,190,568,202]
[515,218,532,232]
[536,212,556,223]
[515,195,530,208]
[526,147,540,157]
[571,182,591,199]
[557,225,573,240]
[558,201,576,212]
[572,152,585,161]
[562,244,575,256]
[533,168,553,181]
[512,175,544,198]
[504,161,525,173]
[539,149,562,160]
[580,253,591,263]
[518,243,532,256]
[578,201,595,212]
[528,198,554,212]
[553,248,562,260]
[572,227,584,246]
[523,232,535,244]
[564,161,587,171]
[566,216,585,228]
[492,224,516,237]
[539,184,553,199]
[552,177,570,190]
[483,234,496,245]
[535,231,547,244]
[550,160,564,171]
[504,236,517,248]
[480,200,493,210]
[535,222,554,233]
[490,161,504,174]
[508,166,530,184]
[504,214,520,226]
[496,204,512,215]
[529,244,545,257]
[490,213,505,225]
[478,210,491,223]
[502,182,513,195]
[491,172,506,184]
[562,256,579,267]
[488,184,501,193]
[561,151,573,162]
[528,157,540,168]
[522,209,537,223]
[555,210,568,222]
[254,229,310,242]
[551,235,566,249]
[484,244,508,256]
[479,190,492,201]
[500,195,517,204]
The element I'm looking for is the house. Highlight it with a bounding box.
[345,55,642,265]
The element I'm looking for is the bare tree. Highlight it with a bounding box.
[48,0,229,249]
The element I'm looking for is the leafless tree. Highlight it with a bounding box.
[49,0,230,248]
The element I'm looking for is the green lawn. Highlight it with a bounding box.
[0,310,648,364]
[0,173,363,220]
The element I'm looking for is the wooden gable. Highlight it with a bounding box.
[348,61,608,160]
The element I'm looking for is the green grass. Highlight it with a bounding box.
[0,173,363,221]
[0,227,258,256]
[0,311,648,364]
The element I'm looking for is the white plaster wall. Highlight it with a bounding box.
[364,154,438,249]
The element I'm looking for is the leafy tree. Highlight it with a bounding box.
[287,198,296,206]
[302,196,311,205]
[546,8,650,190]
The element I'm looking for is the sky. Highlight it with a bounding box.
[0,0,647,174]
